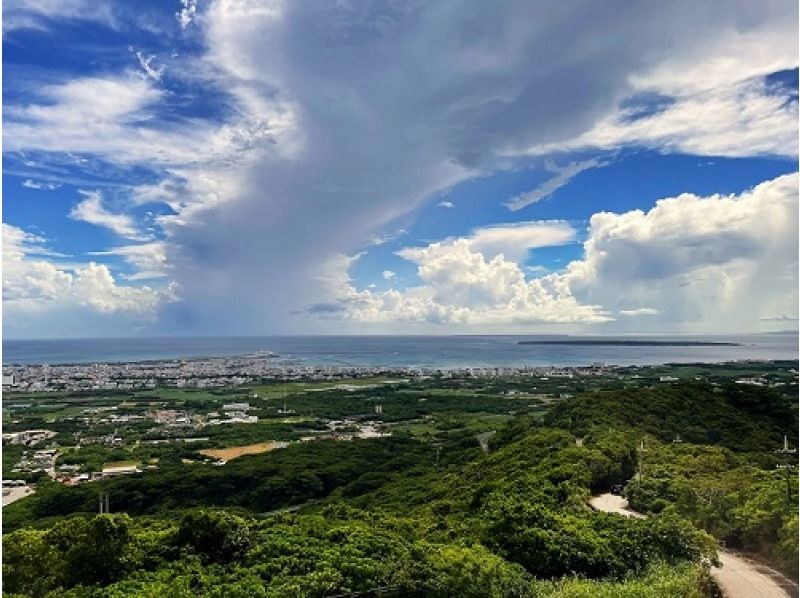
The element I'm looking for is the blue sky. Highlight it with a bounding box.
[3,0,798,338]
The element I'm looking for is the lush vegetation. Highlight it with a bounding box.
[624,442,798,575]
[539,382,799,577]
[3,372,797,596]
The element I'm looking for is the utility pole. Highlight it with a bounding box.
[775,435,797,505]
[433,444,442,467]
[98,492,110,514]
[637,439,648,482]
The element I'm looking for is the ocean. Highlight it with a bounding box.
[2,334,797,368]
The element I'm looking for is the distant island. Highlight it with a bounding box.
[517,339,740,346]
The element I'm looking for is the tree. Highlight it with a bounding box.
[176,510,252,564]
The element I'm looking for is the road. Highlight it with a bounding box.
[477,431,496,453]
[589,493,797,598]
[2,485,34,507]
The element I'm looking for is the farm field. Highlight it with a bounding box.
[199,441,284,461]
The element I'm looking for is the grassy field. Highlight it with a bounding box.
[388,412,512,437]
[249,377,403,397]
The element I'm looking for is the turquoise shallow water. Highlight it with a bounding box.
[3,334,797,367]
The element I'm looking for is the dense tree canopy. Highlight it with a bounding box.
[3,381,796,596]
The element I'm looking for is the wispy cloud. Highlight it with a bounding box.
[135,51,164,82]
[22,179,61,191]
[69,190,146,240]
[89,242,167,280]
[619,307,659,316]
[3,0,797,336]
[505,158,605,212]
[369,229,408,246]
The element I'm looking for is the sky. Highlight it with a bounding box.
[2,0,798,338]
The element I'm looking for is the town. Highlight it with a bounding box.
[4,353,796,393]
[3,358,797,506]
[2,354,617,393]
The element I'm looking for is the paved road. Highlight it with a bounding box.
[589,493,797,598]
[2,485,34,507]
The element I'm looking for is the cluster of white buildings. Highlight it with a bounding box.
[2,355,627,394]
[324,419,392,441]
[2,429,56,446]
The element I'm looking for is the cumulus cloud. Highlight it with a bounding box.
[563,173,798,330]
[4,0,798,335]
[177,0,198,29]
[319,173,797,331]
[382,270,397,281]
[158,0,798,333]
[69,190,146,240]
[3,224,165,337]
[325,239,609,326]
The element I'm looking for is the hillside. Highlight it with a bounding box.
[3,380,797,596]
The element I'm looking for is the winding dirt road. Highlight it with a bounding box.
[589,493,798,598]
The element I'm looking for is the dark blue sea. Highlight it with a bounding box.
[2,334,797,367]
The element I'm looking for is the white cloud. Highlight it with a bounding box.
[4,74,280,168]
[319,173,797,331]
[89,242,168,280]
[177,0,198,29]
[4,75,174,163]
[563,172,798,329]
[135,51,164,82]
[161,0,798,334]
[630,13,797,95]
[505,158,605,212]
[530,77,798,159]
[327,240,609,326]
[437,201,455,209]
[618,308,659,317]
[22,179,61,190]
[3,223,164,323]
[454,220,577,262]
[3,0,116,31]
[4,1,797,335]
[69,190,145,240]
[369,229,407,246]
[382,270,396,281]
[592,78,797,158]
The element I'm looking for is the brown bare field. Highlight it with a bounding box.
[200,442,280,461]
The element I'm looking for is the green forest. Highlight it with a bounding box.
[3,381,797,597]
